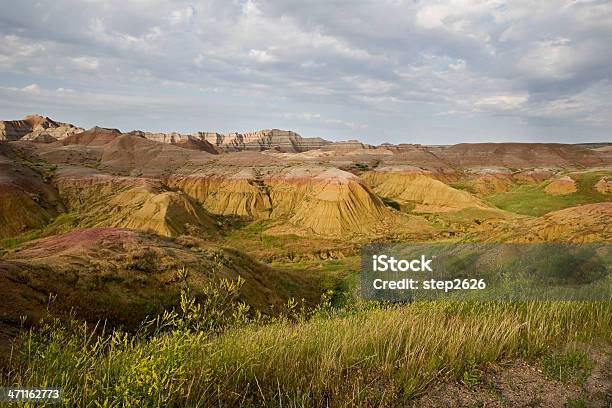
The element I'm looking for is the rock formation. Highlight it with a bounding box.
[363,167,490,212]
[432,143,606,168]
[0,114,83,142]
[56,174,218,237]
[168,166,393,236]
[131,128,330,153]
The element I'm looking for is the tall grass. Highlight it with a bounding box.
[4,288,610,407]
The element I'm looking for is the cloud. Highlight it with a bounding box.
[21,83,41,93]
[475,94,529,111]
[0,0,610,143]
[248,49,277,63]
[71,56,99,70]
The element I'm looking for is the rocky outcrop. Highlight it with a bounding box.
[129,131,219,154]
[321,140,374,152]
[167,169,272,219]
[136,129,330,153]
[0,114,83,142]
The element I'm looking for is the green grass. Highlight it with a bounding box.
[485,171,610,216]
[566,396,589,408]
[542,350,592,383]
[4,295,610,407]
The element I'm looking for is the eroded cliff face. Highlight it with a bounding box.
[133,129,330,153]
[0,114,83,142]
[168,166,391,236]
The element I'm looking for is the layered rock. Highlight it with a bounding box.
[321,140,375,152]
[138,129,330,153]
[363,167,489,212]
[168,166,390,236]
[433,143,606,168]
[268,167,389,236]
[227,129,330,152]
[61,126,122,146]
[129,131,219,154]
[167,169,272,219]
[0,114,83,142]
[56,174,218,237]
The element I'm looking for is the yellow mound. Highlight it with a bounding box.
[544,176,576,195]
[363,169,489,212]
[272,168,389,236]
[57,175,217,237]
[170,166,395,237]
[168,169,272,218]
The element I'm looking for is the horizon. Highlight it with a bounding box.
[1,1,611,144]
[4,112,612,146]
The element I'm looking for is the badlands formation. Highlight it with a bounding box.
[0,114,610,242]
[0,113,610,349]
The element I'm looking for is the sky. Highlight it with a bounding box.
[0,0,611,145]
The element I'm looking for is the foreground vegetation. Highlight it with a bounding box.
[3,277,610,408]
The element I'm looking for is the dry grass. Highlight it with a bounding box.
[4,296,610,407]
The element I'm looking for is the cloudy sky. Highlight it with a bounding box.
[1,0,611,144]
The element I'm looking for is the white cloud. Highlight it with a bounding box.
[21,83,41,93]
[248,49,277,63]
[71,56,99,70]
[475,94,528,111]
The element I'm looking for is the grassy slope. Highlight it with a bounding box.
[5,299,610,407]
[485,171,610,216]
